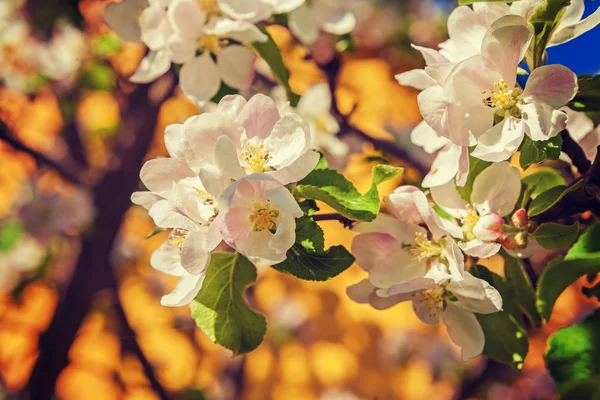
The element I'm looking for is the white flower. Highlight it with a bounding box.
[288,0,356,45]
[0,236,45,292]
[181,93,320,186]
[150,239,206,306]
[431,162,522,259]
[38,22,86,85]
[273,83,348,158]
[564,107,600,162]
[347,268,502,361]
[217,174,303,266]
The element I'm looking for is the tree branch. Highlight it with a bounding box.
[312,213,355,228]
[318,55,430,177]
[561,129,591,175]
[0,121,86,186]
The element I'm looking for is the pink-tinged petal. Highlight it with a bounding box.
[181,230,212,274]
[148,200,199,231]
[288,4,320,44]
[321,8,356,35]
[160,273,205,307]
[351,232,399,273]
[473,213,503,241]
[417,85,449,136]
[565,107,595,142]
[413,190,444,240]
[471,161,521,217]
[422,143,461,188]
[385,186,423,226]
[352,214,418,246]
[442,303,485,361]
[150,241,186,276]
[412,295,443,325]
[274,0,304,13]
[431,181,467,219]
[166,33,197,64]
[139,157,196,195]
[473,2,512,25]
[217,45,256,90]
[443,240,465,281]
[296,83,332,117]
[241,230,285,266]
[522,65,578,109]
[459,239,501,259]
[206,217,223,251]
[384,277,436,297]
[395,69,436,91]
[425,63,456,86]
[550,2,600,46]
[225,21,269,43]
[180,53,221,103]
[238,93,281,139]
[471,117,524,162]
[269,150,320,185]
[168,0,206,37]
[268,214,297,258]
[268,186,303,217]
[218,95,247,119]
[130,49,171,83]
[456,146,469,187]
[104,0,146,42]
[139,5,170,51]
[264,114,311,169]
[445,102,495,146]
[521,103,567,141]
[443,55,498,105]
[448,272,503,314]
[440,6,488,61]
[214,135,246,181]
[218,0,260,20]
[481,15,532,86]
[412,44,449,65]
[131,191,163,210]
[557,0,586,28]
[346,279,376,304]
[164,123,185,158]
[410,120,449,154]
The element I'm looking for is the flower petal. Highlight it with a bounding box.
[238,93,281,139]
[160,273,205,307]
[104,0,147,42]
[471,161,521,217]
[269,150,320,185]
[217,45,256,90]
[422,143,461,188]
[471,117,524,162]
[442,302,485,361]
[448,271,503,314]
[430,181,468,218]
[151,241,186,276]
[139,157,196,195]
[410,120,449,154]
[288,4,320,44]
[395,69,436,90]
[180,52,221,103]
[550,3,600,46]
[459,239,501,259]
[521,103,567,141]
[521,65,578,109]
[130,49,171,83]
[181,230,212,274]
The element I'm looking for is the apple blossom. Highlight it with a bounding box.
[217,174,303,266]
[38,22,86,88]
[563,107,600,162]
[272,83,348,159]
[347,255,502,360]
[288,0,356,45]
[431,162,521,259]
[181,93,320,186]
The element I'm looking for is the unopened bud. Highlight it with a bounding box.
[500,232,528,250]
[511,208,529,228]
[473,213,503,241]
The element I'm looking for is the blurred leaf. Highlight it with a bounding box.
[533,222,579,250]
[295,165,403,222]
[146,227,166,239]
[0,222,25,253]
[459,0,520,3]
[272,216,354,281]
[536,224,600,321]
[522,167,566,197]
[519,135,562,169]
[91,35,122,57]
[78,62,117,92]
[528,0,570,68]
[336,33,358,53]
[456,155,491,203]
[569,75,600,112]
[471,265,529,369]
[546,309,600,394]
[190,253,266,354]
[183,389,206,400]
[252,25,301,107]
[501,249,541,327]
[528,180,582,217]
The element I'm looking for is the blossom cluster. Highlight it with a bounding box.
[105,0,355,103]
[132,93,318,306]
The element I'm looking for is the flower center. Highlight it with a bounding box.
[168,228,189,248]
[240,141,272,174]
[198,35,222,54]
[193,186,216,207]
[408,232,446,261]
[483,79,523,114]
[197,0,220,15]
[249,201,280,232]
[419,285,448,309]
[461,204,479,241]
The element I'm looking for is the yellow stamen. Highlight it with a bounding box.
[198,35,222,54]
[249,201,280,232]
[193,186,216,207]
[408,232,445,261]
[240,142,272,174]
[197,0,220,15]
[482,79,523,114]
[461,203,479,240]
[168,228,189,248]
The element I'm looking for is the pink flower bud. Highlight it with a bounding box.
[500,232,528,251]
[473,213,503,241]
[511,208,529,228]
[385,186,422,226]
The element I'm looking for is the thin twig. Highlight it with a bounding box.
[0,121,86,186]
[319,54,430,177]
[313,213,355,228]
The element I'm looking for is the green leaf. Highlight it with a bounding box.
[519,135,562,169]
[210,81,238,103]
[294,165,403,222]
[533,222,579,250]
[455,155,491,203]
[146,227,166,239]
[536,224,600,321]
[501,249,542,328]
[522,167,566,197]
[78,61,117,91]
[528,0,570,68]
[527,180,582,217]
[252,25,301,107]
[91,35,122,57]
[0,222,25,253]
[545,309,600,394]
[569,75,600,112]
[190,253,266,354]
[272,216,354,281]
[470,265,529,369]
